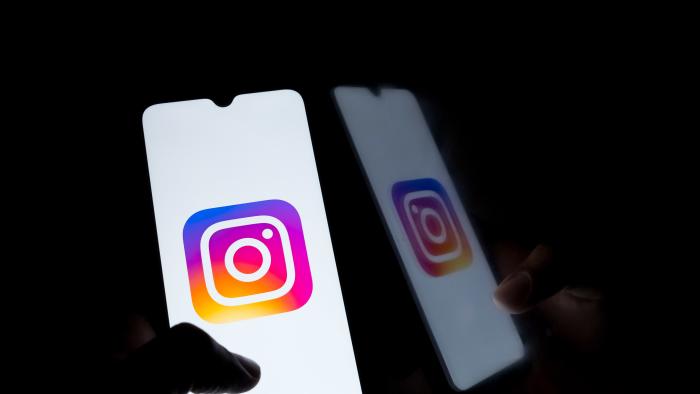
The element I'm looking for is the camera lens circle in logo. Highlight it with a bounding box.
[224,228,273,282]
[413,204,447,244]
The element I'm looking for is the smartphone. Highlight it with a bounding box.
[333,86,525,391]
[143,90,362,393]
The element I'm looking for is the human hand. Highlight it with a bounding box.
[108,319,260,394]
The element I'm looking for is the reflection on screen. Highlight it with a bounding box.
[334,87,524,391]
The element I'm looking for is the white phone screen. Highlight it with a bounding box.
[333,87,524,391]
[143,90,362,394]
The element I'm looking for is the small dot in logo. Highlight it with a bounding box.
[262,228,273,239]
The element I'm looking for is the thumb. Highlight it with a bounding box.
[115,323,260,394]
[493,244,564,314]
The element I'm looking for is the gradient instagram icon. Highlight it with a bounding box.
[183,200,313,323]
[392,178,472,276]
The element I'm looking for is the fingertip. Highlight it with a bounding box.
[237,354,261,387]
[493,271,533,314]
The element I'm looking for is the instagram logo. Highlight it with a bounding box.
[392,178,472,276]
[183,200,312,323]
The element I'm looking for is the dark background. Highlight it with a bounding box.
[15,50,651,392]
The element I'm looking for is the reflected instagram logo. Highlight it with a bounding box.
[392,178,472,276]
[183,200,312,323]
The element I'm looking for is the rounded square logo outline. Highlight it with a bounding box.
[392,178,472,276]
[183,199,313,323]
